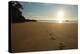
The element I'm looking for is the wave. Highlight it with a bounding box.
[38,20,78,23]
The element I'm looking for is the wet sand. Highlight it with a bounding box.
[11,22,78,53]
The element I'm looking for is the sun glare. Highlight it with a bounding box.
[57,10,64,23]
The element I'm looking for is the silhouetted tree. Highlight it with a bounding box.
[9,1,26,23]
[9,1,37,23]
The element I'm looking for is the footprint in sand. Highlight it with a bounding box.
[58,42,65,50]
[49,33,56,40]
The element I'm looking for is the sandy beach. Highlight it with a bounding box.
[11,22,78,52]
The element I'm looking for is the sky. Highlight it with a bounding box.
[20,2,78,21]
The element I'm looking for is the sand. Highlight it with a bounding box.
[11,22,78,52]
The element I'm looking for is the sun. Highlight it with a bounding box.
[57,10,64,23]
[58,20,63,23]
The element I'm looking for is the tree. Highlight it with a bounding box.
[9,1,37,23]
[9,1,26,23]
